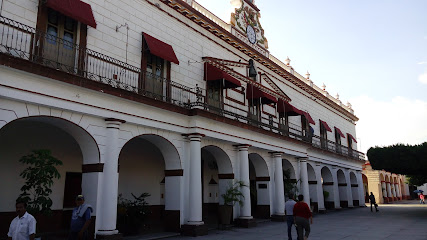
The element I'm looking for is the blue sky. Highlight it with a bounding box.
[196,0,427,153]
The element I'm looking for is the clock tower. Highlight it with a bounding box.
[230,0,268,56]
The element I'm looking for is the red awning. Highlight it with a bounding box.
[319,120,332,132]
[46,0,97,28]
[246,84,278,104]
[334,127,345,138]
[204,63,241,89]
[277,99,303,116]
[143,33,179,64]
[348,133,358,143]
[302,111,315,125]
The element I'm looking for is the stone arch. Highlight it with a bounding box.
[306,163,318,210]
[362,173,369,203]
[118,134,182,232]
[321,166,334,209]
[349,171,359,205]
[248,153,270,219]
[201,145,233,223]
[337,169,348,207]
[282,159,297,199]
[0,115,100,230]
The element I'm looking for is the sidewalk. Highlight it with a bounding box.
[158,200,427,240]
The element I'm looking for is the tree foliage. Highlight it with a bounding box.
[18,149,63,215]
[367,142,427,185]
[221,181,247,206]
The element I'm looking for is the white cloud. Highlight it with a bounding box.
[418,62,427,65]
[350,96,427,155]
[419,72,427,84]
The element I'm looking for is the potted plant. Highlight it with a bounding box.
[18,149,63,239]
[219,181,247,225]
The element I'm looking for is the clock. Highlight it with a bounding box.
[246,25,256,44]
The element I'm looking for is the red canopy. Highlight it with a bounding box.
[46,0,97,28]
[143,33,179,64]
[347,133,358,143]
[334,127,345,138]
[302,111,315,125]
[246,84,277,104]
[320,120,332,132]
[204,63,241,89]
[277,99,303,116]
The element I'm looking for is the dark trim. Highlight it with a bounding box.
[338,183,347,187]
[308,181,317,185]
[256,176,270,181]
[218,173,234,179]
[285,179,297,183]
[165,169,184,176]
[181,133,206,138]
[82,163,104,173]
[105,118,126,123]
[322,182,334,185]
[233,144,251,148]
[351,184,358,187]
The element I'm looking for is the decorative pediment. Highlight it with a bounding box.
[231,0,268,49]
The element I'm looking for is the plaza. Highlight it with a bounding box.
[164,201,427,240]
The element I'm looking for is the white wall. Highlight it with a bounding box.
[118,137,165,205]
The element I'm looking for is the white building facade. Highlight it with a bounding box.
[0,0,366,238]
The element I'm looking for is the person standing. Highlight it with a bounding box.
[420,194,425,204]
[7,199,36,240]
[285,195,297,240]
[293,195,313,240]
[69,195,93,240]
[369,192,379,212]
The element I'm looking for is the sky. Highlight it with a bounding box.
[195,0,427,154]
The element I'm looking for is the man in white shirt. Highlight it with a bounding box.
[284,195,297,240]
[7,200,36,240]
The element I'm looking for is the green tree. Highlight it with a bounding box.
[18,149,63,215]
[367,142,427,185]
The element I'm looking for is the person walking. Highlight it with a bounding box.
[369,192,379,212]
[420,194,425,204]
[293,195,313,240]
[285,195,297,240]
[7,199,36,240]
[69,195,93,240]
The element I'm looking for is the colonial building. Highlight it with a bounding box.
[0,0,366,238]
[362,162,410,204]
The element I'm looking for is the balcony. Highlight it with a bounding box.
[0,16,365,161]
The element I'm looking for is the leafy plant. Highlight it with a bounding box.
[222,181,247,206]
[283,169,299,199]
[18,149,63,216]
[323,190,330,200]
[117,192,151,235]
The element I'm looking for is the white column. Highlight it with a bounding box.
[386,182,392,201]
[356,170,366,207]
[97,119,123,236]
[272,152,285,215]
[381,181,387,199]
[299,158,310,205]
[332,166,341,209]
[345,169,354,208]
[315,162,325,211]
[187,134,204,225]
[237,145,252,219]
[395,183,401,200]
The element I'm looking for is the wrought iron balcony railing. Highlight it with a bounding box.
[0,16,365,161]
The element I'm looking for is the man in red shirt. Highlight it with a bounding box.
[293,195,313,240]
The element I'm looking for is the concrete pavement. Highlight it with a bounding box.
[162,200,427,240]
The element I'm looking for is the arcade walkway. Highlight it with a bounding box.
[160,200,427,240]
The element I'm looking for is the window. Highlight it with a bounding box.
[207,81,222,109]
[43,9,77,69]
[279,112,289,135]
[248,98,261,123]
[320,121,328,149]
[144,52,165,97]
[335,130,342,153]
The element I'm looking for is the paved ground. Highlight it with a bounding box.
[161,200,427,240]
